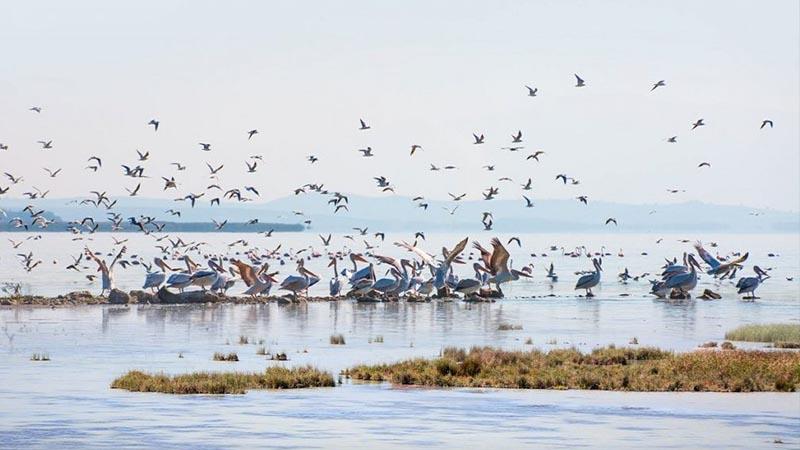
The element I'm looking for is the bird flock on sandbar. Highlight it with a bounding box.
[0,74,782,301]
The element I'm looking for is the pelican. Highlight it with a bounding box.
[328,257,343,297]
[190,266,219,291]
[279,261,320,300]
[347,253,371,283]
[575,258,602,297]
[736,266,770,299]
[694,242,748,277]
[473,238,530,296]
[663,254,702,297]
[142,271,166,292]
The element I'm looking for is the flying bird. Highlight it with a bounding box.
[698,162,711,168]
[525,85,538,97]
[691,119,705,130]
[247,129,258,139]
[650,80,666,91]
[574,74,586,87]
[148,119,159,131]
[605,218,618,226]
[359,119,370,130]
[760,119,773,129]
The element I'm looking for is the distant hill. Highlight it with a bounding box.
[1,195,796,233]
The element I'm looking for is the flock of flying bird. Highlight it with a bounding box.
[0,74,782,301]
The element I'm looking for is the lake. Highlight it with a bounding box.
[0,232,798,448]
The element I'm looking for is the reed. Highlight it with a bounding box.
[343,346,800,392]
[111,366,335,394]
[212,352,239,362]
[30,353,50,361]
[330,334,346,345]
[498,323,523,331]
[725,324,800,344]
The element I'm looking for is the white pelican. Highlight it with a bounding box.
[736,266,770,299]
[574,258,602,297]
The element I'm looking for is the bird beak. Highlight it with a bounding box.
[353,254,368,263]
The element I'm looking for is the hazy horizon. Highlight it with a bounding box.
[1,0,798,215]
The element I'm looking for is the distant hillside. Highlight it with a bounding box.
[1,195,797,233]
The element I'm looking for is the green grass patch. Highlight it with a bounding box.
[343,346,800,392]
[725,324,800,344]
[111,366,335,394]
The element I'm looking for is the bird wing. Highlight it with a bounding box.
[489,237,510,273]
[445,237,469,265]
[394,240,435,266]
[231,260,256,286]
[693,242,720,268]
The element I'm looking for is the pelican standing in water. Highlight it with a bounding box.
[575,258,602,297]
[328,256,343,297]
[736,266,770,300]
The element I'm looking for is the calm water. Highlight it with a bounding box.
[1,232,799,448]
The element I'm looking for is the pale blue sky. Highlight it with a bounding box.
[1,0,798,211]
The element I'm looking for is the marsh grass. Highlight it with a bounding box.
[343,346,800,392]
[498,323,523,331]
[330,334,346,345]
[725,324,800,344]
[111,366,335,394]
[30,353,50,361]
[524,337,533,345]
[238,336,249,345]
[256,346,266,355]
[213,352,239,362]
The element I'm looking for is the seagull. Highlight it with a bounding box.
[650,80,666,91]
[449,193,467,201]
[43,168,61,178]
[521,178,533,190]
[527,150,545,161]
[443,205,459,215]
[698,162,711,168]
[171,162,186,171]
[605,218,618,226]
[410,144,422,156]
[148,119,159,131]
[473,133,485,144]
[37,140,53,149]
[525,85,538,97]
[30,106,42,113]
[199,143,212,151]
[523,195,534,208]
[574,74,586,87]
[246,160,258,173]
[511,130,523,143]
[207,163,224,175]
[666,136,677,143]
[126,183,141,196]
[212,219,228,231]
[359,119,370,130]
[761,119,773,129]
[691,118,705,130]
[308,155,319,163]
[247,129,258,139]
[136,149,149,161]
[358,147,374,157]
[576,195,588,205]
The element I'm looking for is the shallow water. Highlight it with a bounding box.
[1,232,799,448]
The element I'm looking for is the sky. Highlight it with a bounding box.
[1,0,798,212]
